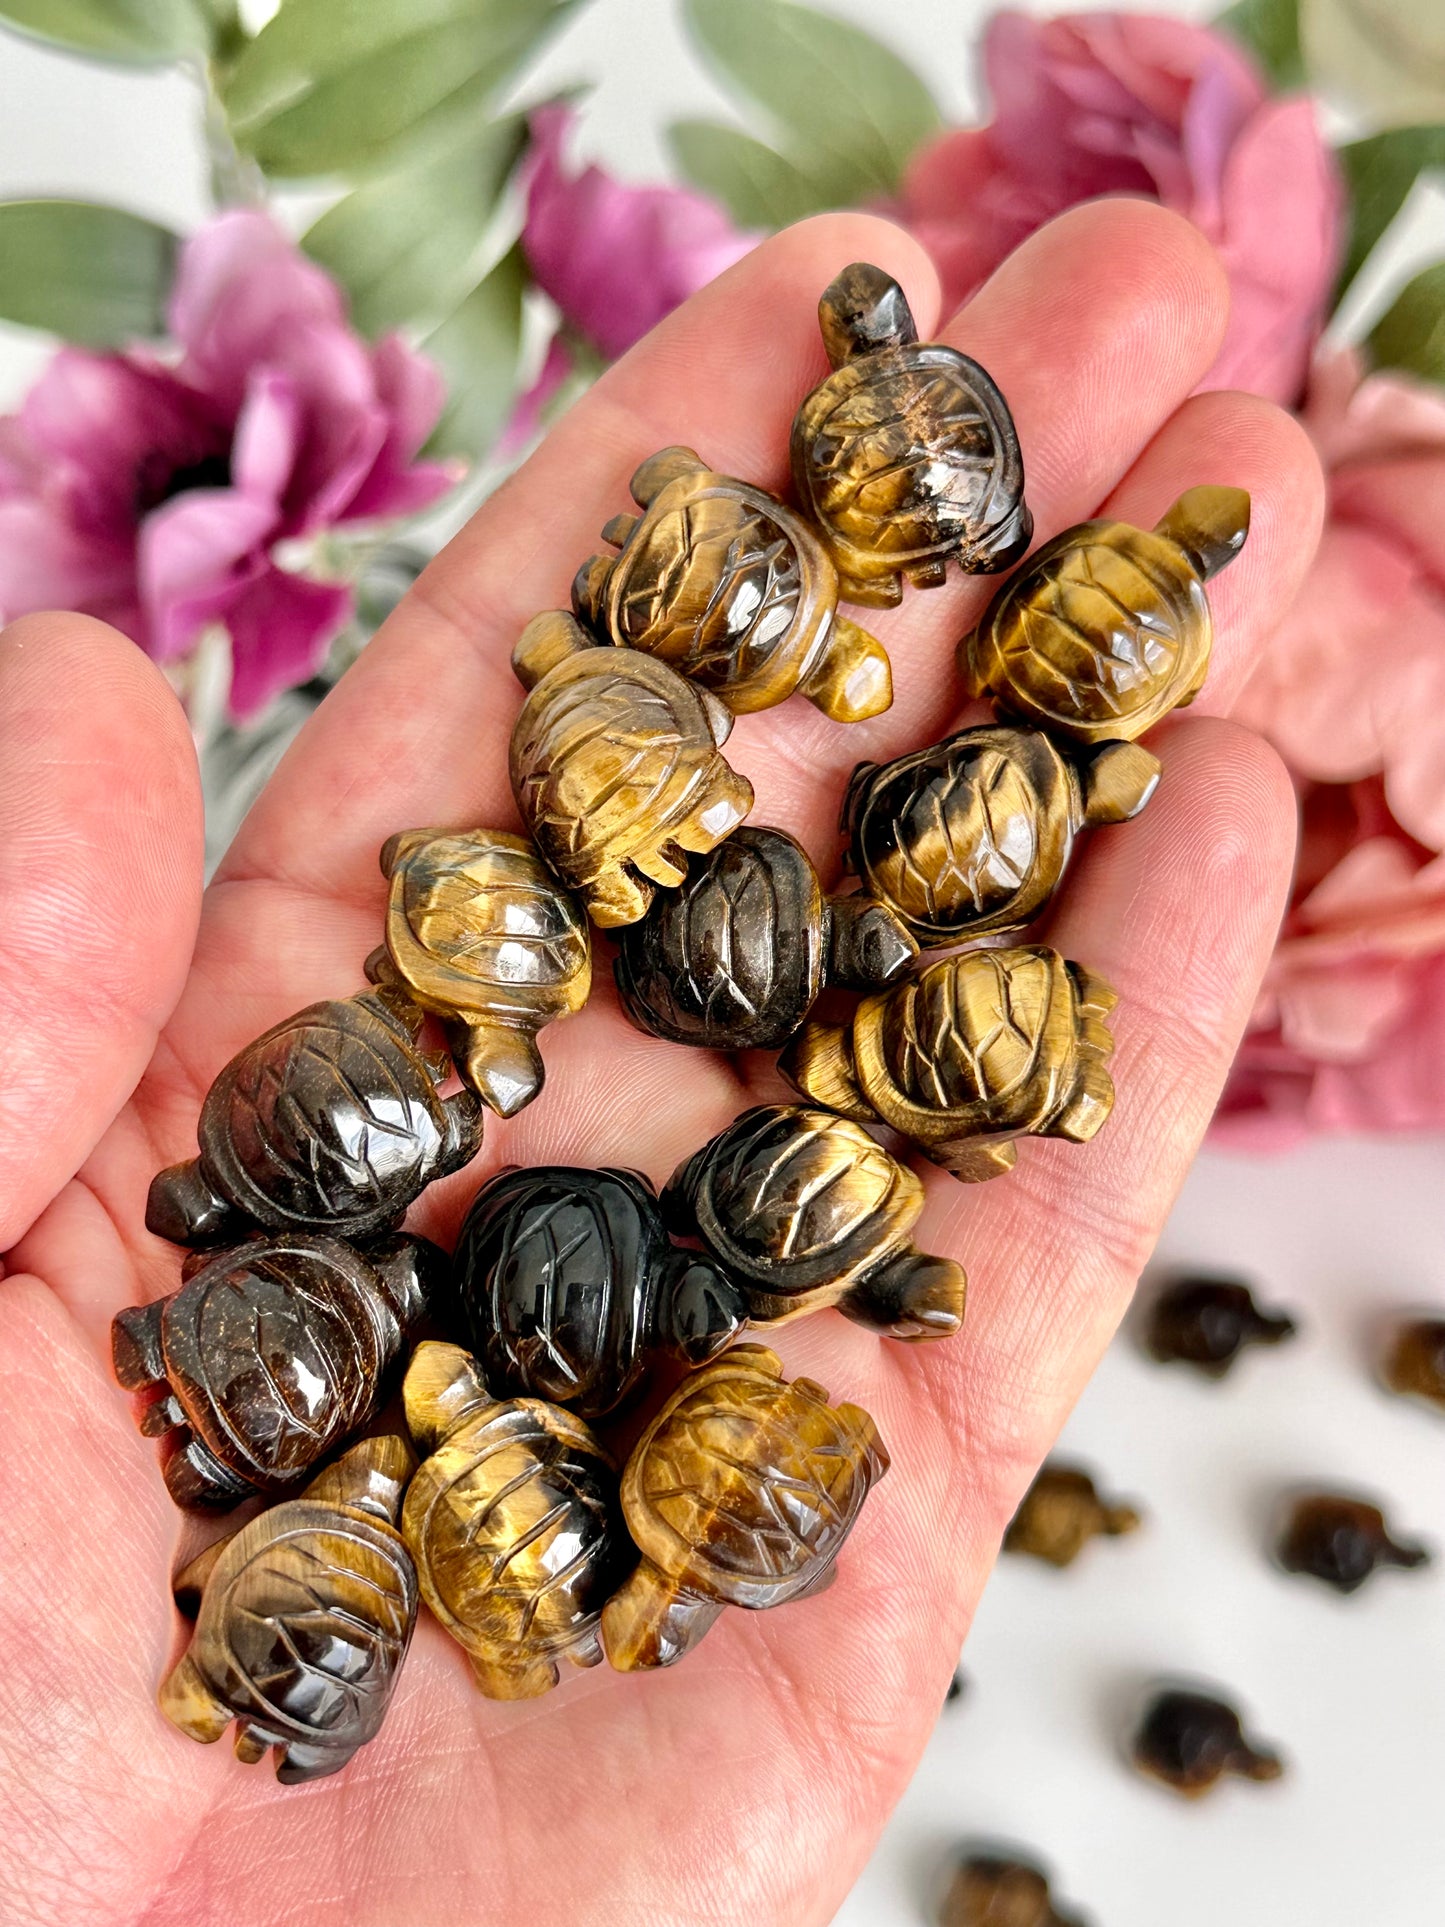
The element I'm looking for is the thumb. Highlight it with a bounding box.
[0,614,203,1249]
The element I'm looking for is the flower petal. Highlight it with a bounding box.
[223,567,354,721]
[138,488,277,663]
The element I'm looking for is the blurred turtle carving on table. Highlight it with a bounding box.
[791,261,1032,604]
[568,444,894,721]
[1130,1686,1284,1798]
[1143,1272,1298,1376]
[1004,1462,1142,1569]
[1275,1491,1430,1594]
[1382,1316,1445,1412]
[938,1851,1088,1927]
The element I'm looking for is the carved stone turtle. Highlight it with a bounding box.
[159,1437,418,1784]
[613,825,917,1051]
[365,826,591,1117]
[781,947,1118,1182]
[1004,1462,1142,1569]
[1275,1491,1430,1595]
[1144,1274,1296,1377]
[790,261,1031,607]
[664,1104,966,1340]
[146,988,485,1247]
[962,487,1251,743]
[940,1854,1088,1927]
[602,1345,888,1670]
[510,618,754,927]
[451,1165,746,1419]
[569,444,893,721]
[402,1342,629,1699]
[1130,1687,1284,1798]
[842,726,1159,944]
[1382,1316,1445,1412]
[113,1231,440,1511]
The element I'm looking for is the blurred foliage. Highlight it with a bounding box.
[0,200,179,342]
[1335,125,1445,303]
[0,0,212,63]
[423,244,529,460]
[1216,0,1304,87]
[1369,262,1445,383]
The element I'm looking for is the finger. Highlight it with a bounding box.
[0,615,203,1251]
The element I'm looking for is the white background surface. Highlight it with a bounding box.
[1,5,1443,1923]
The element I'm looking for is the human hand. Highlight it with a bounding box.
[0,204,1319,1927]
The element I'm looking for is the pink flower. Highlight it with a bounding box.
[1216,352,1445,1145]
[900,11,1343,405]
[510,103,755,440]
[0,211,454,718]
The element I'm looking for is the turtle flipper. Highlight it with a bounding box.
[145,1160,250,1247]
[661,1253,748,1364]
[403,1342,492,1456]
[602,1563,723,1671]
[158,1652,232,1745]
[969,495,1034,573]
[838,570,902,610]
[437,1087,486,1176]
[111,1299,166,1391]
[823,893,917,992]
[469,1650,562,1700]
[275,1739,351,1784]
[842,1249,966,1341]
[1076,741,1161,826]
[163,1434,256,1512]
[584,863,655,928]
[449,1017,544,1119]
[513,610,595,689]
[934,1138,1019,1183]
[172,1533,234,1618]
[778,1020,877,1124]
[801,615,892,722]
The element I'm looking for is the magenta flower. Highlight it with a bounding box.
[509,103,755,442]
[900,11,1343,405]
[0,210,455,718]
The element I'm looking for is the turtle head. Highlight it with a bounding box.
[377,827,431,878]
[302,1435,414,1524]
[1155,485,1251,580]
[818,262,919,367]
[570,553,611,629]
[403,1341,494,1455]
[368,1233,447,1330]
[660,1251,748,1364]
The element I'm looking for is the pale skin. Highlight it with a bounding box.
[0,205,1320,1927]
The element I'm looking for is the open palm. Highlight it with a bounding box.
[0,206,1318,1927]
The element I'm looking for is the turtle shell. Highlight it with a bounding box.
[162,1236,405,1491]
[597,476,833,709]
[404,1400,624,1661]
[971,518,1211,742]
[195,1497,416,1771]
[844,727,1074,943]
[621,1348,887,1605]
[791,346,1027,575]
[613,827,825,1050]
[197,997,451,1237]
[386,830,590,1019]
[673,1104,920,1297]
[510,648,737,887]
[453,1167,675,1418]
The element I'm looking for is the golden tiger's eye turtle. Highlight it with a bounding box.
[791,262,1032,606]
[939,1852,1088,1927]
[510,617,754,927]
[401,1343,630,1699]
[1130,1687,1284,1798]
[962,487,1251,743]
[781,947,1118,1182]
[1003,1462,1142,1568]
[602,1344,888,1670]
[113,1231,440,1511]
[1275,1491,1430,1595]
[842,726,1159,943]
[365,826,591,1117]
[160,1437,417,1784]
[568,444,892,721]
[146,988,485,1248]
[664,1104,965,1339]
[613,825,917,1051]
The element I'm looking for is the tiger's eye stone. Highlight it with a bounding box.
[1382,1317,1445,1411]
[791,261,1031,607]
[1131,1688,1284,1798]
[602,1344,888,1671]
[961,487,1250,743]
[450,1165,746,1419]
[939,1854,1087,1927]
[781,946,1118,1182]
[613,824,916,1051]
[366,826,590,1117]
[1276,1492,1430,1594]
[159,1438,417,1784]
[569,444,893,721]
[402,1343,630,1699]
[1145,1274,1296,1377]
[1003,1463,1142,1568]
[145,987,485,1248]
[510,616,754,928]
[665,1104,966,1340]
[842,726,1158,944]
[112,1232,440,1512]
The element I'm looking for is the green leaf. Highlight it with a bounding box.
[1368,262,1445,385]
[0,200,178,343]
[0,0,210,62]
[221,0,582,179]
[682,0,942,202]
[424,245,527,459]
[304,114,526,336]
[1215,0,1303,87]
[668,118,830,227]
[1335,124,1445,304]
